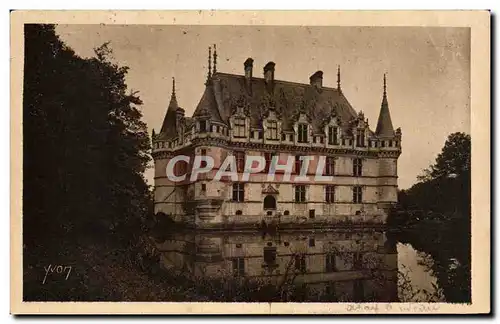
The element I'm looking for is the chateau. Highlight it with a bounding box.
[152,47,402,228]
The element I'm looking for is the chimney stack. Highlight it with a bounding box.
[244,58,253,93]
[310,70,323,89]
[263,61,276,85]
[244,58,253,78]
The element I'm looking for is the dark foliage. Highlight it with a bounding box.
[387,132,471,303]
[23,24,153,300]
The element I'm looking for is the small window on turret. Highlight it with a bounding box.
[389,140,393,147]
[381,141,386,148]
[199,120,207,133]
[395,141,399,147]
[281,133,286,141]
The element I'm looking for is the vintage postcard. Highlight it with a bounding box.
[10,10,490,315]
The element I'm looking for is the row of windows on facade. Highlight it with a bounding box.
[172,152,363,177]
[231,183,364,204]
[154,121,399,149]
[229,120,372,146]
[231,251,363,277]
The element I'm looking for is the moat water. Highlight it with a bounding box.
[157,229,449,302]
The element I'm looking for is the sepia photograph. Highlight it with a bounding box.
[10,10,490,314]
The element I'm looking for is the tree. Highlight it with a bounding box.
[420,132,471,181]
[387,132,471,302]
[23,24,152,250]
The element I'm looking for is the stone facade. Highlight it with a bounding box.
[152,48,402,228]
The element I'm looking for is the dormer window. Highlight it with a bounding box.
[356,129,365,147]
[267,120,278,140]
[233,117,246,138]
[298,124,308,143]
[328,126,338,145]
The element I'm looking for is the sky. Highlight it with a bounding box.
[56,25,470,189]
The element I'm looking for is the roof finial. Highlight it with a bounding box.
[172,77,176,98]
[207,46,212,82]
[213,44,217,74]
[383,73,387,97]
[337,65,341,92]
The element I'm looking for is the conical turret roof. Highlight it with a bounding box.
[375,74,395,137]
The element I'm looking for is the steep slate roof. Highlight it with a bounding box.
[193,83,224,123]
[375,74,395,137]
[192,72,361,134]
[160,78,180,138]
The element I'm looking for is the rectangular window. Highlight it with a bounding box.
[295,254,307,272]
[325,254,337,272]
[267,120,278,140]
[353,186,363,203]
[232,183,245,202]
[381,140,386,148]
[264,247,277,265]
[353,158,363,176]
[233,117,246,138]
[298,124,308,143]
[264,152,272,172]
[328,126,338,145]
[389,140,393,147]
[281,133,286,141]
[235,151,245,173]
[356,129,365,147]
[295,185,306,203]
[295,155,303,174]
[232,258,245,277]
[258,131,263,139]
[319,136,324,144]
[309,209,315,219]
[201,183,206,192]
[309,238,315,247]
[289,133,294,142]
[325,157,335,176]
[325,185,335,203]
[199,120,207,133]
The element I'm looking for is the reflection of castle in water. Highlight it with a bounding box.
[158,230,398,302]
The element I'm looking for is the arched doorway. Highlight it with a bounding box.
[263,195,277,210]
